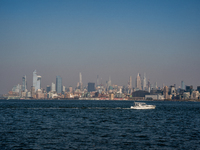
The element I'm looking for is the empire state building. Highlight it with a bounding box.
[136,73,141,90]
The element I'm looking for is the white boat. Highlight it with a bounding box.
[131,102,156,109]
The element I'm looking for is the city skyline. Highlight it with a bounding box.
[4,70,200,93]
[3,68,200,100]
[0,0,200,94]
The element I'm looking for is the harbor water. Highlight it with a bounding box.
[0,100,200,149]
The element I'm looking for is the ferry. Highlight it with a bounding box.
[131,102,156,109]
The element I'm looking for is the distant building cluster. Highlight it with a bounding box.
[2,70,200,101]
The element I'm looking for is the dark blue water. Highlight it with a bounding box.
[0,100,200,149]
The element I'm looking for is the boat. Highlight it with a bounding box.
[131,102,156,109]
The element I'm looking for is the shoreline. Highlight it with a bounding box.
[0,98,200,102]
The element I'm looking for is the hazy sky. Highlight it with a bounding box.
[0,0,200,94]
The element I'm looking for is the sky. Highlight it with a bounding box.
[0,0,200,94]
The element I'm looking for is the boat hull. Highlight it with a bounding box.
[131,106,156,109]
[130,102,156,109]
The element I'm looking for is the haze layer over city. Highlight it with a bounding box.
[0,0,200,94]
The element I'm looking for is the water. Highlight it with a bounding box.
[0,100,200,149]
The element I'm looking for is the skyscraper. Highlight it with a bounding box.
[129,76,132,89]
[51,82,55,92]
[128,76,133,94]
[33,70,37,89]
[33,70,41,92]
[181,81,185,90]
[136,73,141,90]
[22,75,27,92]
[79,72,82,90]
[56,76,62,94]
[36,75,41,91]
[143,73,146,90]
[31,86,35,98]
[46,85,51,93]
[88,82,95,92]
[62,86,65,93]
[197,86,200,93]
[147,79,151,92]
[163,86,169,99]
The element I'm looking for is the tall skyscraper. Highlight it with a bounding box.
[129,76,132,89]
[143,73,146,90]
[56,76,62,94]
[128,76,132,94]
[181,81,185,90]
[79,72,82,90]
[22,75,27,92]
[33,70,37,89]
[36,75,41,91]
[51,82,55,92]
[147,79,150,88]
[136,73,141,90]
[33,70,41,92]
[147,79,151,92]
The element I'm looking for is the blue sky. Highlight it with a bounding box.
[0,0,200,93]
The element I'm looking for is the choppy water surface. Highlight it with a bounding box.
[0,100,200,149]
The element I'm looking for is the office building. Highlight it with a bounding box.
[56,76,62,94]
[22,75,27,92]
[46,85,51,93]
[33,70,37,90]
[181,81,185,90]
[31,86,35,98]
[197,86,200,93]
[79,72,82,90]
[163,86,169,99]
[33,70,41,92]
[36,89,44,99]
[186,85,193,94]
[36,75,41,91]
[129,76,132,89]
[88,82,95,92]
[107,76,111,90]
[51,82,55,92]
[170,86,176,98]
[128,76,132,94]
[62,86,65,93]
[69,86,73,93]
[136,73,141,90]
[143,73,146,90]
